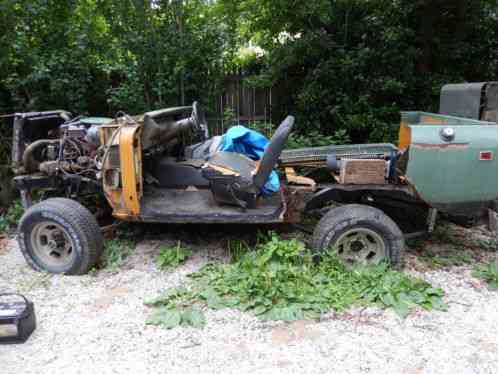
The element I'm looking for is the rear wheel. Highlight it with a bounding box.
[18,198,103,275]
[312,204,404,266]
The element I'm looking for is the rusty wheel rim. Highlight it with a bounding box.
[334,227,386,265]
[30,222,75,269]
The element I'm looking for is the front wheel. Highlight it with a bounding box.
[17,198,103,275]
[312,204,404,266]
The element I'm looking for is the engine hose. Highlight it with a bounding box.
[22,139,59,174]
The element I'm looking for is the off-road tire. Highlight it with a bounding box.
[312,204,404,266]
[17,198,103,275]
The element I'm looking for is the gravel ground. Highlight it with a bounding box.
[0,225,497,374]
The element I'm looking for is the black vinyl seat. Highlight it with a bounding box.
[202,116,295,208]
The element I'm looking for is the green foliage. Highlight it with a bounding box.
[146,306,206,330]
[0,0,229,116]
[146,233,446,328]
[1,0,496,147]
[156,242,192,270]
[473,262,498,290]
[226,239,250,263]
[420,250,475,269]
[287,129,350,149]
[473,232,498,252]
[102,237,134,270]
[223,107,237,124]
[0,200,24,234]
[220,0,498,143]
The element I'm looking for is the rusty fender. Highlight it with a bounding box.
[411,143,469,150]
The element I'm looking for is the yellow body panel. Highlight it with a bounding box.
[119,125,142,216]
[100,122,143,219]
[398,121,411,151]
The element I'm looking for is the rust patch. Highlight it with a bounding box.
[412,143,469,150]
[420,115,446,124]
[283,187,310,223]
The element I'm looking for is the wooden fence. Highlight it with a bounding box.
[207,74,274,135]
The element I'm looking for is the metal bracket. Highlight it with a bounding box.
[488,209,498,231]
[426,208,438,233]
[19,190,32,209]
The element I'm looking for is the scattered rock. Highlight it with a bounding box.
[0,227,497,374]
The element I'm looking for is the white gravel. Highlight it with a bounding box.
[0,228,497,374]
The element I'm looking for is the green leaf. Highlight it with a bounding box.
[429,296,448,311]
[252,305,268,315]
[182,308,206,329]
[392,301,410,318]
[262,305,304,321]
[146,308,182,329]
[380,293,396,306]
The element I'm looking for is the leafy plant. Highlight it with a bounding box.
[227,239,250,263]
[0,200,24,234]
[146,306,206,329]
[101,238,134,270]
[473,232,498,252]
[287,129,350,149]
[431,224,466,249]
[156,242,192,270]
[473,262,498,290]
[146,232,446,328]
[223,107,237,124]
[420,250,475,269]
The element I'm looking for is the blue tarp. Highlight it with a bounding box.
[220,125,280,195]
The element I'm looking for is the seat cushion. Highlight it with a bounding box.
[185,136,224,160]
[202,152,259,208]
[206,152,256,182]
[153,157,209,188]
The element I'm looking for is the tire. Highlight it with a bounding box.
[17,198,103,275]
[312,204,404,266]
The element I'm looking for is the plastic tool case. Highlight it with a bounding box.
[0,293,36,344]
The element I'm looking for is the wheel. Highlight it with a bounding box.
[312,204,404,266]
[17,198,103,275]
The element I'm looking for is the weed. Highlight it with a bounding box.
[145,232,446,329]
[227,239,250,263]
[431,223,465,249]
[406,238,426,251]
[473,232,498,252]
[420,250,475,269]
[156,242,192,270]
[102,238,134,270]
[473,261,498,290]
[0,200,24,234]
[146,306,206,329]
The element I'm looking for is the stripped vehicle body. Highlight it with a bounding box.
[10,81,498,274]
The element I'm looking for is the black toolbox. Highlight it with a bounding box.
[0,293,36,344]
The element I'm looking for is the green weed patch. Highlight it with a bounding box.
[473,261,498,290]
[156,242,192,270]
[146,233,446,329]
